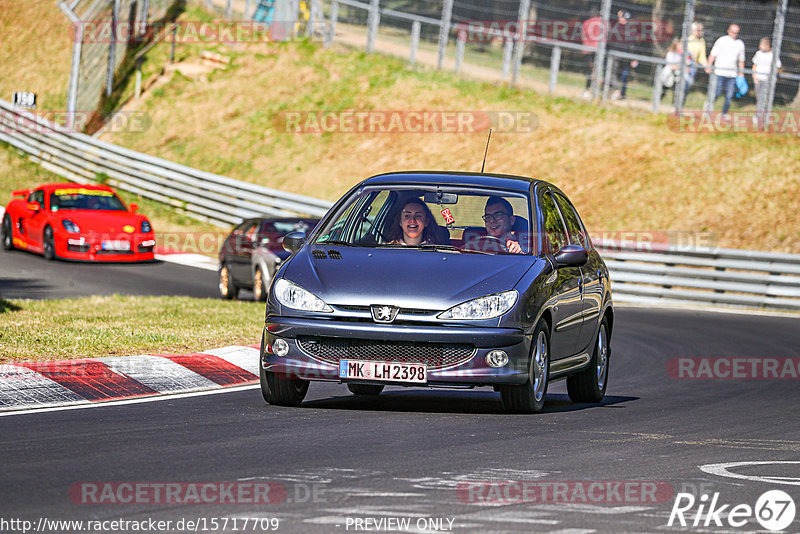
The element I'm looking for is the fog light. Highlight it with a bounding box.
[486,350,509,368]
[272,338,290,357]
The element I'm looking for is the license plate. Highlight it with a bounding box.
[102,240,131,251]
[339,360,427,384]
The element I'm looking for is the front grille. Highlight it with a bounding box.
[95,250,134,255]
[334,305,436,316]
[67,244,90,252]
[297,336,475,370]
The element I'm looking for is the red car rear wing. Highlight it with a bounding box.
[12,189,32,197]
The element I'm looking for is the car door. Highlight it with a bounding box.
[552,191,602,354]
[24,189,48,248]
[230,221,258,284]
[540,189,583,359]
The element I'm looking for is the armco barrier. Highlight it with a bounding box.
[598,240,800,311]
[1,100,799,312]
[0,100,333,226]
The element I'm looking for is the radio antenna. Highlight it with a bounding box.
[480,129,492,173]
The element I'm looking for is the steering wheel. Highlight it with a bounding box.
[476,235,508,252]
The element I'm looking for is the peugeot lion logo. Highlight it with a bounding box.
[371,305,399,323]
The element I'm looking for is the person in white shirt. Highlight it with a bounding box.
[752,37,782,114]
[706,24,745,116]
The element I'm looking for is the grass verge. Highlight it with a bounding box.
[0,295,263,363]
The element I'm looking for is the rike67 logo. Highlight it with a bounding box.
[668,490,796,531]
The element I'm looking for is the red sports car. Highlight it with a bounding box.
[1,183,156,262]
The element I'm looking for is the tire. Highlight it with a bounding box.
[2,215,14,251]
[218,264,237,300]
[253,266,268,302]
[259,331,309,406]
[347,384,385,396]
[501,319,550,413]
[43,226,56,261]
[567,317,610,403]
[260,366,309,407]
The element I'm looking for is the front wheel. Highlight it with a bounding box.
[43,226,56,261]
[501,319,549,413]
[218,264,237,300]
[260,367,309,407]
[567,317,610,403]
[347,384,384,396]
[2,215,14,251]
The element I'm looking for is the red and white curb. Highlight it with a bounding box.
[0,344,260,412]
[154,247,219,271]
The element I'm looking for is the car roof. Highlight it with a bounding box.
[361,171,544,192]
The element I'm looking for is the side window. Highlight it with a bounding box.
[540,192,567,253]
[553,193,590,249]
[28,190,44,209]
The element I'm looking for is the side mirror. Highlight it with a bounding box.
[283,231,307,253]
[554,244,588,268]
[130,203,139,212]
[27,203,40,212]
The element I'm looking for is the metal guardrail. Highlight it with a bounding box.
[1,99,798,311]
[0,99,333,226]
[598,240,800,311]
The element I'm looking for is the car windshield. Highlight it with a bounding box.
[314,186,535,255]
[50,188,126,211]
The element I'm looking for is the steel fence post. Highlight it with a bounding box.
[437,0,453,70]
[765,0,787,130]
[705,72,717,112]
[548,45,560,94]
[326,0,339,48]
[590,0,611,98]
[409,20,420,65]
[675,0,695,114]
[502,38,513,81]
[226,0,232,20]
[511,0,530,87]
[603,54,614,101]
[106,0,120,98]
[652,64,663,112]
[366,0,380,53]
[454,30,466,73]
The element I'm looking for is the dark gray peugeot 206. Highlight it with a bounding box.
[259,171,613,413]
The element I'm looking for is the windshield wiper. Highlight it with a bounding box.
[417,244,492,255]
[316,240,360,247]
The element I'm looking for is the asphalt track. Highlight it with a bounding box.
[2,306,799,533]
[0,247,218,299]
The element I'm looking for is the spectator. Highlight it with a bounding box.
[661,39,689,109]
[686,21,708,92]
[707,24,745,119]
[752,37,782,116]
[610,10,639,101]
[581,9,605,98]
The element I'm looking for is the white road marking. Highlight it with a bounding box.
[155,252,219,271]
[699,461,800,486]
[204,345,260,375]
[0,383,259,418]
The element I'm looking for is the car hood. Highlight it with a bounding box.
[281,246,542,310]
[54,210,145,233]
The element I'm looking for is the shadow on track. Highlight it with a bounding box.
[298,389,638,415]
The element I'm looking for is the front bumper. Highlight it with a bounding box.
[56,233,155,262]
[262,316,532,387]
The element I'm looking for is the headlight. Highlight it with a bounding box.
[141,220,152,233]
[438,290,518,320]
[62,219,80,233]
[273,279,332,312]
